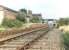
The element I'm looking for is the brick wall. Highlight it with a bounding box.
[4,9,17,20]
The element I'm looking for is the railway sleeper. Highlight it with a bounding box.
[0,27,49,50]
[17,30,49,50]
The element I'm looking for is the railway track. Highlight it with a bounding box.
[0,27,49,50]
[26,29,63,50]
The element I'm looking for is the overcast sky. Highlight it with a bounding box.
[0,0,69,19]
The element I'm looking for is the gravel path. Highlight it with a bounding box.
[27,29,64,50]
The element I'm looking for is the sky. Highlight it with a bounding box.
[0,0,69,19]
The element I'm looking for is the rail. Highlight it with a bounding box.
[0,27,49,50]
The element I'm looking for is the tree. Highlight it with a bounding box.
[19,9,27,14]
[30,17,40,23]
[16,9,27,23]
[58,18,69,26]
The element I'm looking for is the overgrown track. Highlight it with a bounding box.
[0,27,49,50]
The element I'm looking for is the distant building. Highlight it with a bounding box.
[0,5,18,24]
[27,10,42,23]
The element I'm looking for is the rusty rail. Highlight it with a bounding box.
[0,27,49,50]
[0,24,49,50]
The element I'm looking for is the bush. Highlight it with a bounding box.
[30,17,41,23]
[16,9,27,23]
[58,18,69,26]
[63,32,69,50]
[2,19,23,28]
[16,14,27,23]
[0,25,6,32]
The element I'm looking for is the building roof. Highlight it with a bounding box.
[0,5,18,13]
[32,14,42,16]
[47,19,56,21]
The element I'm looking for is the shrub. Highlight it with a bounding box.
[16,14,27,23]
[58,18,69,26]
[63,32,69,50]
[30,17,41,23]
[0,25,6,32]
[2,19,23,28]
[16,9,27,23]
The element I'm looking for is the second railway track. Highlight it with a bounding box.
[0,27,49,50]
